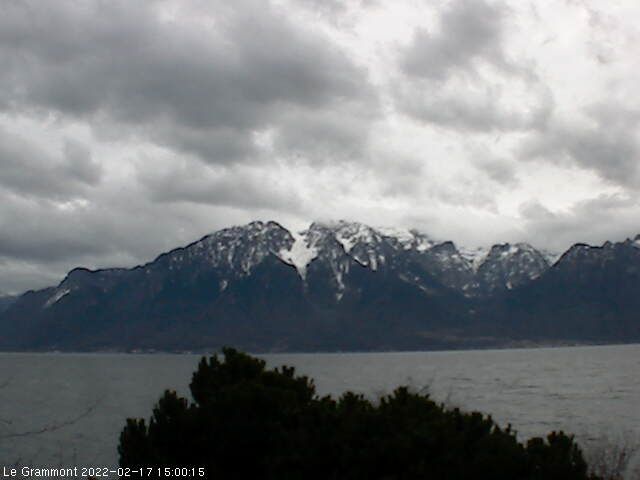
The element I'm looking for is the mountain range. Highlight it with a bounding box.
[1,220,639,351]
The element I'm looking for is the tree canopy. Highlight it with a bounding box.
[119,347,599,479]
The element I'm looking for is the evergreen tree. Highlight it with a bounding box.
[119,348,601,479]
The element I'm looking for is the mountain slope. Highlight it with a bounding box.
[0,295,16,313]
[1,221,638,351]
[483,236,640,341]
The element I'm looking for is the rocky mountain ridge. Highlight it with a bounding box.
[1,221,638,351]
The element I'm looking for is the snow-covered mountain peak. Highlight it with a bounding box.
[487,243,518,256]
[144,220,557,298]
[484,242,546,260]
[316,221,438,271]
[208,220,286,241]
[302,221,438,256]
[458,246,490,272]
[176,221,293,276]
[477,242,550,292]
[302,221,383,270]
[377,226,414,244]
[330,221,382,254]
[428,241,471,270]
[559,243,592,263]
[304,222,345,251]
[376,226,435,252]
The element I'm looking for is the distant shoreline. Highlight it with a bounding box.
[1,340,638,355]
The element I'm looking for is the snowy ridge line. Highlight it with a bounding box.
[172,220,559,287]
[458,246,490,272]
[48,220,556,307]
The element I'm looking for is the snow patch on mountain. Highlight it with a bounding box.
[44,288,70,308]
[377,226,414,248]
[332,221,376,254]
[157,220,556,299]
[459,246,490,272]
[378,226,435,252]
[413,236,434,252]
[278,231,318,279]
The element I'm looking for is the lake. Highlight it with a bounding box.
[0,344,638,469]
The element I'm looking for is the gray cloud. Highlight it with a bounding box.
[520,103,640,189]
[402,0,510,80]
[482,161,518,186]
[0,192,118,264]
[0,257,66,295]
[0,0,376,165]
[518,194,640,251]
[294,0,380,24]
[138,162,304,211]
[273,104,375,161]
[0,0,381,293]
[0,128,101,200]
[0,185,248,293]
[468,143,519,187]
[0,0,638,294]
[396,84,553,133]
[395,0,553,133]
[62,140,102,185]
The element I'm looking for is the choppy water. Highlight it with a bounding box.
[0,344,638,469]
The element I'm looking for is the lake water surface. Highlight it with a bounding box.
[0,344,638,468]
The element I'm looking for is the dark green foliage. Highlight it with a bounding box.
[119,348,601,479]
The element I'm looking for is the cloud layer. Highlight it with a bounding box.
[0,0,639,293]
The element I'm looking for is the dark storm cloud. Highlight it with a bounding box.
[0,0,376,164]
[0,128,101,200]
[520,103,640,189]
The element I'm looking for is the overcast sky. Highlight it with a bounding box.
[1,0,640,293]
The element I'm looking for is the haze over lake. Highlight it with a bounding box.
[0,344,638,467]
